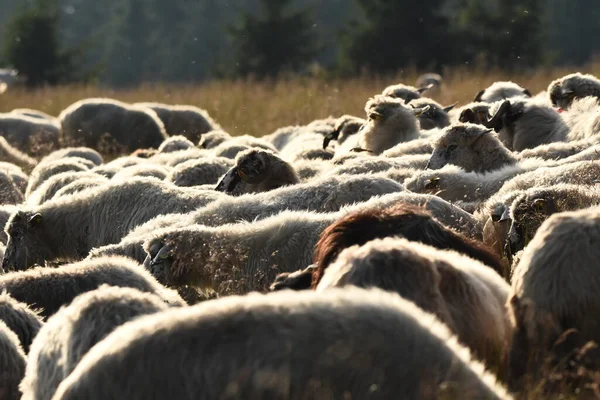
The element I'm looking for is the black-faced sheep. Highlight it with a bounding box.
[0,292,42,353]
[548,72,600,110]
[0,257,184,319]
[322,115,365,150]
[2,178,221,271]
[316,237,511,374]
[21,286,173,400]
[0,320,26,400]
[51,288,510,400]
[409,97,455,130]
[59,98,168,152]
[134,102,219,142]
[215,149,300,195]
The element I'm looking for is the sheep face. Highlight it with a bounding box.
[458,103,491,125]
[549,73,600,110]
[2,211,50,272]
[323,116,365,149]
[215,150,269,194]
[361,96,428,153]
[409,99,454,130]
[144,239,175,286]
[426,125,494,172]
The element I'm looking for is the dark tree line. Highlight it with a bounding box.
[0,0,599,87]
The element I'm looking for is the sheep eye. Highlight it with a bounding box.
[447,144,458,152]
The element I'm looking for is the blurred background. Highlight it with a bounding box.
[0,0,599,136]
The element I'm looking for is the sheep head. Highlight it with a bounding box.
[458,103,491,125]
[426,124,494,172]
[381,84,422,103]
[2,211,49,272]
[548,73,600,110]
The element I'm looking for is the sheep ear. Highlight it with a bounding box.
[413,105,431,117]
[27,213,42,228]
[417,83,434,94]
[368,110,383,121]
[474,89,485,102]
[443,103,457,113]
[473,128,493,142]
[523,89,532,97]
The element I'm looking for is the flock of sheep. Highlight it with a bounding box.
[0,71,599,399]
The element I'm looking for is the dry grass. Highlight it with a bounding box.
[2,62,600,138]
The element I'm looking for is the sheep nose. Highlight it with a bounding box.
[215,167,241,193]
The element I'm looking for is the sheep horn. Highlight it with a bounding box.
[484,100,511,132]
[417,83,434,94]
[443,103,458,113]
[215,167,242,193]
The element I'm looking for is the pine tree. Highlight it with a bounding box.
[2,0,68,86]
[229,0,319,78]
[339,0,454,75]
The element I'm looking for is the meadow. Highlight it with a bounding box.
[3,61,600,138]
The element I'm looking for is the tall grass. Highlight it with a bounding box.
[2,62,600,138]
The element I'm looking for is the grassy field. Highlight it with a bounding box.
[2,62,600,138]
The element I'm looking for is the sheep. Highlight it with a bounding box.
[348,95,431,155]
[40,147,103,166]
[473,81,531,103]
[26,171,105,206]
[215,149,300,195]
[24,158,92,199]
[111,164,170,181]
[505,184,600,258]
[59,98,168,152]
[416,73,443,95]
[482,97,600,151]
[50,288,510,400]
[130,148,158,159]
[0,136,37,171]
[52,177,109,200]
[454,102,492,125]
[0,257,185,319]
[0,113,60,157]
[316,237,511,373]
[311,204,502,288]
[406,160,600,204]
[322,115,365,150]
[197,129,231,149]
[156,135,195,153]
[0,292,42,353]
[291,159,328,181]
[409,97,456,130]
[211,135,277,158]
[381,82,430,103]
[508,207,600,392]
[170,174,404,228]
[10,108,56,121]
[426,124,518,173]
[21,286,173,400]
[168,157,233,187]
[0,171,24,205]
[548,72,600,110]
[0,320,26,400]
[134,102,219,142]
[517,136,600,160]
[90,191,481,266]
[0,162,28,193]
[2,178,222,271]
